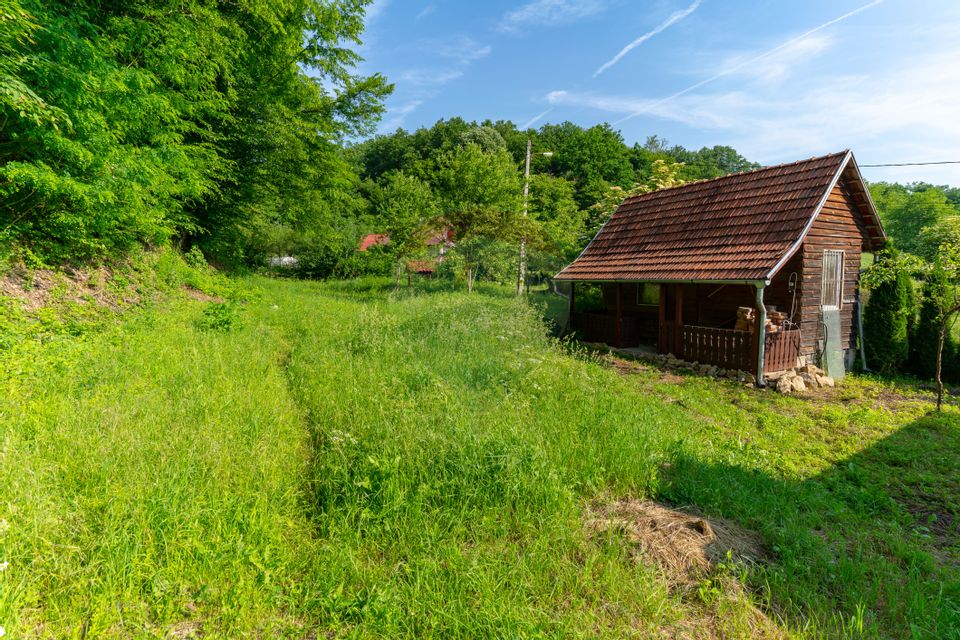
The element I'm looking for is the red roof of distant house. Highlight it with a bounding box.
[426,229,455,246]
[359,233,390,251]
[555,151,885,284]
[406,260,436,274]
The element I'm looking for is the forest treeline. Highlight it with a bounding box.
[1,0,958,286]
[0,0,760,277]
[0,0,390,266]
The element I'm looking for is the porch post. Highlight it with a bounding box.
[658,283,666,353]
[754,284,767,387]
[615,283,623,347]
[674,284,684,357]
[567,282,576,334]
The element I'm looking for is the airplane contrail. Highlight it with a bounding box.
[614,0,884,124]
[594,0,703,77]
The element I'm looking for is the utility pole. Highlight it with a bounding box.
[517,140,552,296]
[517,138,532,296]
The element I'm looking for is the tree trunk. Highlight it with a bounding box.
[466,267,474,293]
[936,321,946,412]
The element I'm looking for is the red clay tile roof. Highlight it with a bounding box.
[555,151,883,283]
[406,259,436,273]
[426,228,455,246]
[359,233,390,251]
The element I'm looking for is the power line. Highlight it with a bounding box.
[860,161,960,168]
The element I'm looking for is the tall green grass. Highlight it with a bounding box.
[0,276,957,638]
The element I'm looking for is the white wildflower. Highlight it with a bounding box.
[0,625,6,637]
[0,520,8,534]
[0,562,8,572]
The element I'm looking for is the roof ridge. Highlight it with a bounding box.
[624,149,850,202]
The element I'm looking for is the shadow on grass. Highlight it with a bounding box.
[658,411,960,637]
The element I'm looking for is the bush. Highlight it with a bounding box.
[910,267,953,380]
[863,257,914,374]
[334,246,395,279]
[946,339,960,384]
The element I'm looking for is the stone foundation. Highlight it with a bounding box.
[766,364,835,394]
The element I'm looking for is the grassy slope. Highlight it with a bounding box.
[0,276,957,638]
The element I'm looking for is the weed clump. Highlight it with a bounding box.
[195,302,239,332]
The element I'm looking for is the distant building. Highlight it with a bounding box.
[358,233,391,251]
[268,256,298,268]
[358,229,456,276]
[425,228,455,259]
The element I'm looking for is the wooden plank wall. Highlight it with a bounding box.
[605,279,801,342]
[797,177,871,355]
[601,283,659,343]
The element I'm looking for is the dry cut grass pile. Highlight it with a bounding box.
[586,498,787,639]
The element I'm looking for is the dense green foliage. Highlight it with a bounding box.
[0,0,389,265]
[911,266,955,379]
[863,253,914,374]
[0,0,763,280]
[870,182,960,260]
[345,119,756,284]
[1,276,957,637]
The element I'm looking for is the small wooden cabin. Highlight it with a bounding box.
[554,151,886,382]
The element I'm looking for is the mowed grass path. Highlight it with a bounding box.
[0,277,957,638]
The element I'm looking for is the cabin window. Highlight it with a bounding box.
[821,250,844,309]
[636,283,660,306]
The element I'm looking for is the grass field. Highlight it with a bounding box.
[0,274,958,638]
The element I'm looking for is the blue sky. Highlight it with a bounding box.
[357,0,960,185]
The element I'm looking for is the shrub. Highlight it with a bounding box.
[334,246,395,279]
[910,267,953,379]
[863,256,914,374]
[947,339,960,384]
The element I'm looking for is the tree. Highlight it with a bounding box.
[918,216,960,262]
[585,159,686,239]
[910,266,952,380]
[0,1,67,134]
[524,174,585,282]
[862,251,915,374]
[433,143,521,291]
[1,0,389,266]
[537,122,636,208]
[458,126,507,154]
[925,245,960,410]
[368,171,439,281]
[870,183,958,257]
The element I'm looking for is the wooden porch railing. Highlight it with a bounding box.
[571,311,640,347]
[660,323,801,374]
[764,329,802,373]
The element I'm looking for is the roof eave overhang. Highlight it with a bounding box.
[845,153,887,249]
[765,150,851,281]
[553,276,769,286]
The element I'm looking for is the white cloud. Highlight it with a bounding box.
[364,0,391,25]
[379,99,426,131]
[416,4,437,21]
[398,69,464,86]
[717,34,834,85]
[378,35,491,134]
[497,0,606,34]
[593,0,702,77]
[546,89,735,129]
[522,107,555,130]
[546,45,960,184]
[433,35,493,63]
[616,0,884,123]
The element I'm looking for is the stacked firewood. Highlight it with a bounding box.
[736,307,787,333]
[767,309,786,333]
[735,307,755,332]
